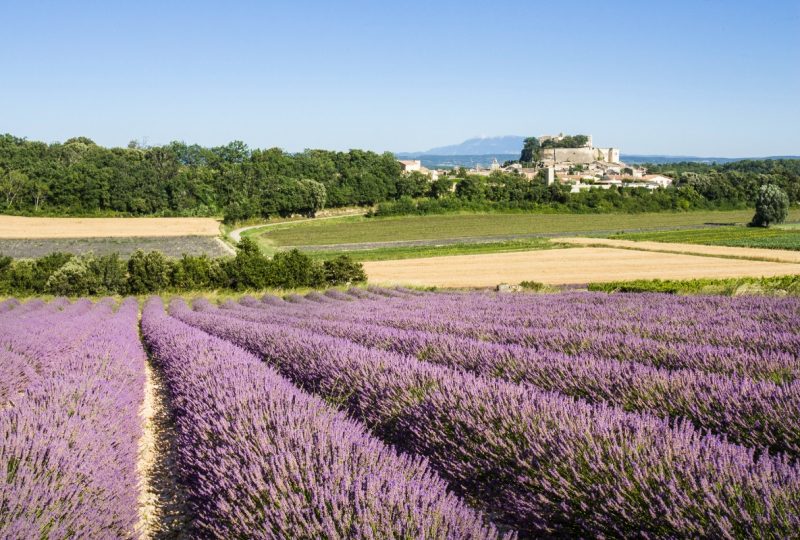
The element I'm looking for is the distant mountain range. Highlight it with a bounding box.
[396,136,799,169]
[398,136,526,157]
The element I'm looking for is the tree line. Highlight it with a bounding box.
[645,159,800,206]
[0,134,405,221]
[371,161,800,217]
[2,134,798,222]
[0,238,366,296]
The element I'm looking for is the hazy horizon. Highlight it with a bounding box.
[2,0,798,156]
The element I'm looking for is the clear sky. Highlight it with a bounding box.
[1,0,798,156]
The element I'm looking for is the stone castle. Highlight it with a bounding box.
[539,134,620,165]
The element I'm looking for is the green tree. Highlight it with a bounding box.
[750,184,790,227]
[428,177,453,198]
[299,179,327,217]
[520,137,541,164]
[91,253,127,294]
[171,254,229,290]
[323,255,366,285]
[455,177,485,201]
[224,237,271,290]
[395,172,429,199]
[267,249,324,289]
[1,170,31,209]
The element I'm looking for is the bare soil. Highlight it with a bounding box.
[363,247,800,287]
[0,216,220,239]
[137,360,189,539]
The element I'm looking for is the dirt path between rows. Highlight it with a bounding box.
[556,237,800,263]
[137,359,188,539]
[363,247,800,287]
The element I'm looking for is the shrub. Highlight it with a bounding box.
[519,280,547,291]
[0,238,366,296]
[45,254,101,295]
[127,250,172,293]
[323,255,367,285]
[267,249,324,289]
[224,238,271,290]
[171,254,227,290]
[90,253,127,294]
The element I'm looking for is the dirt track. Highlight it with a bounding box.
[0,216,220,239]
[363,247,800,287]
[557,237,800,263]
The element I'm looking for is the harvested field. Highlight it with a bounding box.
[557,237,800,263]
[363,247,800,287]
[0,215,220,239]
[0,236,231,258]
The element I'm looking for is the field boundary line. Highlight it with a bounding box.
[556,237,800,264]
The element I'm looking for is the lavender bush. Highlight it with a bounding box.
[244,288,800,384]
[215,301,800,457]
[141,297,504,539]
[172,298,800,538]
[0,298,145,538]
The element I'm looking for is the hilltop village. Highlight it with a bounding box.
[398,134,674,193]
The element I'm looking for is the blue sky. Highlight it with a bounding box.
[1,0,798,155]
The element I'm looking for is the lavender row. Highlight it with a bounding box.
[174,300,800,538]
[411,295,800,354]
[0,299,145,538]
[141,298,504,539]
[0,299,109,405]
[275,290,800,356]
[236,294,800,384]
[246,295,800,383]
[0,349,34,404]
[215,300,800,457]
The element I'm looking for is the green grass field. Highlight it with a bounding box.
[252,209,794,248]
[303,238,559,262]
[612,225,800,251]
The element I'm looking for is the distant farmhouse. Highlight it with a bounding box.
[397,159,439,180]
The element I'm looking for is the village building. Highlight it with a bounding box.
[397,159,422,173]
[397,159,440,181]
[431,133,674,192]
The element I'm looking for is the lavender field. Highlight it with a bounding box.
[2,289,800,538]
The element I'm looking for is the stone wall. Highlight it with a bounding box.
[541,147,596,164]
[593,148,621,163]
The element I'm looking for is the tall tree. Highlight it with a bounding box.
[520,137,541,164]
